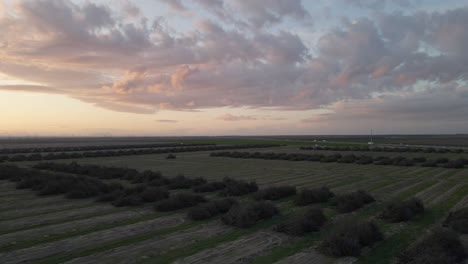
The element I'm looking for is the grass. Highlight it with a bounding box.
[0,212,165,252]
[37,220,201,264]
[358,184,468,264]
[145,216,285,264]
[1,145,466,264]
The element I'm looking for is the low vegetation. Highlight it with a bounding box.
[380,198,425,222]
[274,207,326,236]
[154,193,207,212]
[322,218,383,257]
[254,185,296,200]
[443,207,468,234]
[398,228,466,264]
[220,177,258,196]
[332,190,375,213]
[187,198,237,220]
[221,201,279,228]
[295,186,334,205]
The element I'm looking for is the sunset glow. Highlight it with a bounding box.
[1,0,467,136]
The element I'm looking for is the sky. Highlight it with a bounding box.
[0,0,467,136]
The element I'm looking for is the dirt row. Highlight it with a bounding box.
[274,249,355,264]
[0,214,185,264]
[65,223,232,264]
[0,208,155,251]
[0,204,119,234]
[172,231,291,264]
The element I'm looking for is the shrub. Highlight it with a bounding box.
[435,157,449,164]
[166,154,176,159]
[355,156,373,165]
[442,160,465,169]
[443,207,468,234]
[380,198,424,222]
[155,193,206,212]
[112,194,144,207]
[274,207,326,236]
[338,154,356,163]
[193,181,226,193]
[398,228,466,264]
[221,178,258,196]
[221,201,279,228]
[167,175,207,189]
[187,198,237,220]
[421,160,437,167]
[254,185,296,200]
[322,218,383,257]
[333,190,375,213]
[140,187,169,202]
[295,187,334,206]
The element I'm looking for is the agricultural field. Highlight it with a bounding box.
[0,138,467,264]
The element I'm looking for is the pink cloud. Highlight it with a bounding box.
[217,114,257,121]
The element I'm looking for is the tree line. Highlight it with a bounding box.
[0,143,212,155]
[300,145,465,154]
[211,151,468,168]
[0,144,278,162]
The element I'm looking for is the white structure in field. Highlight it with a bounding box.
[368,129,374,145]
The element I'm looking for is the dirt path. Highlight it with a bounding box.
[173,231,291,264]
[65,223,232,264]
[0,204,118,234]
[274,250,355,264]
[0,215,185,264]
[0,208,155,251]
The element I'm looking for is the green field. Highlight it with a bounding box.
[0,139,467,264]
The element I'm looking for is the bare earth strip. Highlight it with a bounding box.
[65,223,232,264]
[0,208,155,251]
[0,200,97,221]
[172,231,291,264]
[0,204,118,234]
[274,250,356,264]
[0,195,84,211]
[0,215,185,264]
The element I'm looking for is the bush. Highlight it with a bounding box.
[187,198,237,220]
[443,207,468,234]
[112,194,144,207]
[193,181,226,193]
[167,175,207,189]
[221,178,258,196]
[274,207,326,236]
[333,190,375,213]
[254,185,296,200]
[398,228,466,264]
[435,157,449,164]
[380,198,424,222]
[166,154,176,159]
[295,187,334,206]
[155,193,206,212]
[442,160,465,169]
[421,160,437,167]
[140,187,169,202]
[322,218,383,257]
[221,201,279,228]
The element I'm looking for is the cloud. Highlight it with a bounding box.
[0,0,467,123]
[217,114,257,121]
[156,119,179,123]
